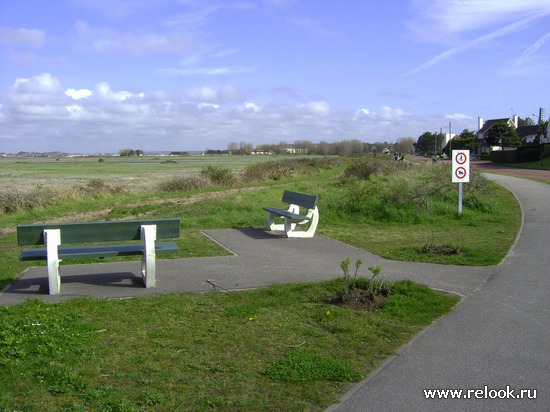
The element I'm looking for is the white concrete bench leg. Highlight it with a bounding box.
[267,204,299,231]
[285,206,319,238]
[44,229,61,295]
[141,225,157,288]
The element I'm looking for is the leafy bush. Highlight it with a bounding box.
[517,147,541,163]
[342,157,410,179]
[0,187,58,213]
[201,165,237,186]
[158,175,208,192]
[242,157,341,182]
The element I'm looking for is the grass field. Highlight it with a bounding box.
[0,155,275,192]
[0,154,521,411]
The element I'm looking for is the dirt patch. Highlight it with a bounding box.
[126,186,268,208]
[325,286,391,312]
[421,246,463,256]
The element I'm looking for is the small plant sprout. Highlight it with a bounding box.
[339,257,363,295]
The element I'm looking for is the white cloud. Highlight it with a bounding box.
[95,82,144,101]
[12,73,62,94]
[1,72,467,153]
[407,0,550,74]
[185,85,243,103]
[445,113,472,120]
[379,106,408,119]
[74,20,190,55]
[503,32,550,76]
[410,0,550,39]
[300,100,330,115]
[65,88,93,100]
[156,65,259,77]
[0,27,45,47]
[407,13,545,74]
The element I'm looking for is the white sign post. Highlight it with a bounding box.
[452,150,470,216]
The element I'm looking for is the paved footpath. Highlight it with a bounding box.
[1,172,548,411]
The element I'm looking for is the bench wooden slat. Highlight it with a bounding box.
[17,218,180,246]
[262,207,311,221]
[20,241,179,261]
[281,191,317,210]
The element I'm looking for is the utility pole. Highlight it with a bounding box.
[448,121,452,155]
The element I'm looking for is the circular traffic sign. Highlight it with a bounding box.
[455,167,467,179]
[455,152,467,165]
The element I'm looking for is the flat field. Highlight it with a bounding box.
[0,154,275,192]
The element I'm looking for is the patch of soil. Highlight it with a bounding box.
[421,246,463,256]
[325,286,390,312]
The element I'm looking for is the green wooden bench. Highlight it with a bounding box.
[263,191,319,238]
[17,218,180,295]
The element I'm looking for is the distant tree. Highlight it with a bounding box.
[227,141,238,154]
[316,141,330,155]
[294,140,315,153]
[394,137,416,155]
[414,132,441,156]
[443,129,476,157]
[486,122,520,149]
[119,148,143,156]
[536,120,549,143]
[239,141,253,155]
[333,140,353,155]
[458,129,476,140]
[350,139,364,154]
[518,117,536,127]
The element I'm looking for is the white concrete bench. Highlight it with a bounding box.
[263,191,319,238]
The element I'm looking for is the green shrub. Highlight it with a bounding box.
[342,157,410,179]
[0,187,59,213]
[158,175,208,192]
[201,165,237,186]
[517,147,541,163]
[242,157,341,182]
[75,179,122,196]
[326,161,496,223]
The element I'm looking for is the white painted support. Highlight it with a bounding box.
[285,206,319,238]
[267,204,299,232]
[44,229,61,295]
[267,204,319,238]
[140,225,157,288]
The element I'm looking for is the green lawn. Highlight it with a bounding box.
[0,280,459,411]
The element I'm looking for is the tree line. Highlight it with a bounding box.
[219,138,416,156]
[118,148,144,157]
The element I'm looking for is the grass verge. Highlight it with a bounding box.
[0,280,459,411]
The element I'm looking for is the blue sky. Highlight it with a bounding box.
[1,0,549,153]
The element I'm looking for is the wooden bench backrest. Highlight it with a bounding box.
[17,218,181,246]
[281,191,317,210]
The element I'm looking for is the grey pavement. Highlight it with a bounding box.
[1,174,548,411]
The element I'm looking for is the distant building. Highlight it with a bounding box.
[476,115,519,154]
[283,146,309,154]
[516,125,539,145]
